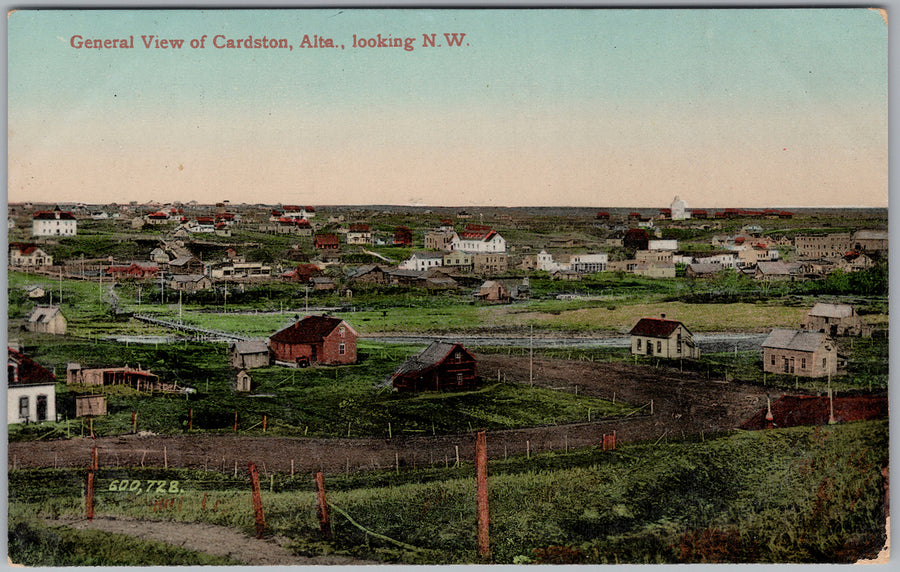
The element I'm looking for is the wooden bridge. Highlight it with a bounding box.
[132,314,252,342]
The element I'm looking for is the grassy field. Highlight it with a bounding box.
[7,340,633,441]
[8,420,888,564]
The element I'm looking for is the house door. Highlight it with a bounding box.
[646,342,653,356]
[311,345,318,363]
[36,395,48,421]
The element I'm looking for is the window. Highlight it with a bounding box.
[783,357,790,373]
[637,339,642,351]
[822,358,827,369]
[801,358,807,370]
[455,351,462,363]
[457,373,464,385]
[656,341,662,353]
[19,396,29,420]
[338,343,346,355]
[790,357,795,374]
[770,354,776,366]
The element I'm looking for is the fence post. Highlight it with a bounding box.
[233,411,238,432]
[247,463,266,539]
[188,408,193,431]
[132,410,137,434]
[475,431,490,560]
[315,472,332,540]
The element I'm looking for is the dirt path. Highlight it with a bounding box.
[9,355,778,474]
[42,515,374,565]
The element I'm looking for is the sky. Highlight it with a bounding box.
[6,8,889,208]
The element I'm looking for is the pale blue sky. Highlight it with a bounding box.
[7,8,888,207]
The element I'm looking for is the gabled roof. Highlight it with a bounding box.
[9,243,43,255]
[756,261,800,275]
[391,342,472,378]
[170,274,208,284]
[269,316,355,344]
[27,306,62,324]
[8,348,57,385]
[762,329,830,352]
[807,303,854,319]
[629,317,688,338]
[230,340,269,355]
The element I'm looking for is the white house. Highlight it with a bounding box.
[569,253,608,273]
[9,243,53,268]
[537,250,566,272]
[8,348,57,424]
[399,252,444,272]
[451,226,506,254]
[32,207,77,237]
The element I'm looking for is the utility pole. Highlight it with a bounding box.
[529,324,534,386]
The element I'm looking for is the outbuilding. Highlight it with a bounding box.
[387,341,478,392]
[228,340,271,369]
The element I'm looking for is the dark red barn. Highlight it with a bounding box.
[268,316,357,365]
[388,341,478,392]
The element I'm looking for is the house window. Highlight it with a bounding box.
[455,351,462,363]
[790,357,795,374]
[822,358,827,369]
[656,341,662,353]
[339,343,346,355]
[637,339,642,351]
[770,354,776,366]
[801,358,806,370]
[18,396,29,420]
[457,373,464,385]
[783,357,790,373]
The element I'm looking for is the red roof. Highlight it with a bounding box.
[8,348,56,385]
[9,243,39,255]
[629,317,687,338]
[270,316,349,344]
[314,234,339,246]
[283,205,303,212]
[33,210,76,220]
[349,223,370,232]
[148,212,168,218]
[196,216,215,223]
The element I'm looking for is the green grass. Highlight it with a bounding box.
[9,421,888,565]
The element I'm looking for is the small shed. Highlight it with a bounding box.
[228,340,271,369]
[801,303,872,337]
[25,306,67,335]
[75,394,108,417]
[762,329,841,378]
[233,370,252,393]
[474,280,510,303]
[387,341,478,392]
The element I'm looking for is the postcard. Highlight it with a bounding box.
[6,7,889,566]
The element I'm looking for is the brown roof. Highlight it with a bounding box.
[629,317,687,338]
[269,316,349,344]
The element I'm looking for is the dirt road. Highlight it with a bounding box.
[41,516,374,565]
[9,355,778,474]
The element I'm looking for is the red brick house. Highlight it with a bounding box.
[388,341,478,391]
[281,263,321,283]
[268,316,358,365]
[394,226,413,246]
[314,234,340,250]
